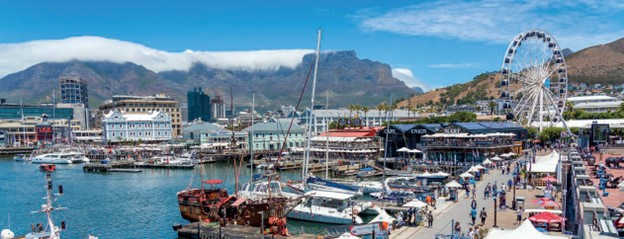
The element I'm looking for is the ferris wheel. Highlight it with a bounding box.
[500,30,570,132]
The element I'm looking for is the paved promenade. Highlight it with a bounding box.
[390,165,515,239]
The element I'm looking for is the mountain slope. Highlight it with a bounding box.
[0,51,416,110]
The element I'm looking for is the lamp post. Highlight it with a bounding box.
[512,177,517,210]
[493,195,498,227]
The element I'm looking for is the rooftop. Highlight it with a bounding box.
[567,95,617,102]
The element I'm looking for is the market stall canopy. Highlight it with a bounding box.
[468,166,480,173]
[397,147,410,152]
[408,149,422,153]
[460,172,474,178]
[529,151,560,173]
[435,171,450,177]
[475,165,486,170]
[491,156,503,161]
[403,199,427,208]
[445,180,462,188]
[528,212,565,224]
[482,159,493,165]
[485,220,568,239]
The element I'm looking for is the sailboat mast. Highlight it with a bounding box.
[325,91,329,179]
[303,29,322,181]
[250,93,255,182]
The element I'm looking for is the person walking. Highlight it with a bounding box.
[508,178,513,191]
[427,210,433,228]
[516,207,523,224]
[470,207,478,225]
[480,207,487,225]
[454,222,462,236]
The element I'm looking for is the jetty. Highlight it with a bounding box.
[0,147,34,156]
[175,222,317,239]
[83,160,193,173]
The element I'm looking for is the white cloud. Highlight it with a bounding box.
[358,0,624,50]
[0,36,314,78]
[427,63,478,69]
[391,68,427,91]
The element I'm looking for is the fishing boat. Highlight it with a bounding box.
[31,153,73,164]
[287,190,370,224]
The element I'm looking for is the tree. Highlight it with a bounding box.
[362,106,369,126]
[488,101,497,115]
[538,127,564,143]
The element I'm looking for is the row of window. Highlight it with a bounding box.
[110,130,170,137]
[106,122,170,129]
[254,133,303,138]
[253,142,301,149]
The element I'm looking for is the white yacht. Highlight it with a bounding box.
[65,152,90,163]
[239,178,300,200]
[32,153,73,164]
[287,190,370,224]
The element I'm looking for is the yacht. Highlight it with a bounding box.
[306,176,363,196]
[240,175,300,200]
[32,153,73,164]
[65,152,90,163]
[287,190,370,224]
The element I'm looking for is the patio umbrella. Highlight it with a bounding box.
[460,172,474,178]
[397,147,410,152]
[528,212,565,224]
[403,199,427,208]
[445,180,462,188]
[533,198,560,209]
[540,176,558,183]
[475,165,486,170]
[435,171,450,177]
[408,149,422,153]
[491,156,503,161]
[482,159,493,165]
[468,166,480,173]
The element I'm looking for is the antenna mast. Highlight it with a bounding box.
[303,29,322,181]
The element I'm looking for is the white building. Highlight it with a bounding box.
[567,95,622,113]
[102,110,172,143]
[303,108,416,134]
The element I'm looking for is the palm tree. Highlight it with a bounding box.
[488,101,497,115]
[377,102,388,126]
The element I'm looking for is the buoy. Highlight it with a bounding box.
[1,229,15,239]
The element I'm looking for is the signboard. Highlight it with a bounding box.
[384,128,396,134]
[591,123,609,145]
[409,128,428,134]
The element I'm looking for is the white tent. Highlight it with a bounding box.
[482,159,493,165]
[408,149,422,153]
[491,156,503,161]
[445,180,462,188]
[529,151,560,173]
[475,165,486,170]
[460,172,474,178]
[618,181,624,192]
[435,171,450,177]
[403,199,427,208]
[468,166,480,173]
[485,220,568,239]
[397,147,410,152]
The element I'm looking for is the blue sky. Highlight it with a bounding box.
[1,0,624,90]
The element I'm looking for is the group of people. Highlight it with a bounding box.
[454,221,485,239]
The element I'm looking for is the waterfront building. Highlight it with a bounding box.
[567,95,622,113]
[72,129,102,143]
[379,123,443,157]
[244,118,305,151]
[0,130,6,146]
[0,101,74,120]
[0,116,76,145]
[187,88,211,122]
[59,74,89,105]
[102,110,172,143]
[97,94,182,137]
[292,127,381,160]
[182,121,247,150]
[303,108,415,135]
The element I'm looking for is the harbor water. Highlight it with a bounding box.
[0,158,330,238]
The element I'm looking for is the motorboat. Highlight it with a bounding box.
[356,181,384,194]
[287,190,370,224]
[306,176,363,196]
[239,174,300,200]
[13,154,25,161]
[65,152,90,163]
[31,153,73,164]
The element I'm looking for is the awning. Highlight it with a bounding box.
[528,212,565,224]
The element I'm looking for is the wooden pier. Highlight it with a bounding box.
[0,147,34,156]
[176,222,318,239]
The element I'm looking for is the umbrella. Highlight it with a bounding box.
[482,159,493,165]
[533,198,560,209]
[528,212,565,224]
[460,172,474,178]
[475,165,486,170]
[408,149,422,153]
[468,166,480,173]
[403,199,427,208]
[491,156,503,161]
[435,171,450,177]
[445,180,462,188]
[540,176,558,183]
[397,147,410,152]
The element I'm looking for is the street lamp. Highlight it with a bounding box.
[493,195,498,227]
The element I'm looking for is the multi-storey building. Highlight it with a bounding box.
[59,74,89,105]
[211,96,226,120]
[187,88,211,122]
[102,110,172,143]
[244,119,305,151]
[97,94,182,137]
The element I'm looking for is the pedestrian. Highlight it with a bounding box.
[470,207,477,225]
[480,207,487,225]
[508,178,513,191]
[454,222,461,235]
[471,199,477,209]
[468,228,475,239]
[427,210,434,228]
[465,185,470,198]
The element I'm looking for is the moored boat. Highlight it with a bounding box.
[31,153,73,164]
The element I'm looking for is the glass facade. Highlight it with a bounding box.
[187,88,211,122]
[0,104,74,120]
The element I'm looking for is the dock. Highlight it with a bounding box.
[176,222,318,239]
[83,160,193,173]
[0,147,34,156]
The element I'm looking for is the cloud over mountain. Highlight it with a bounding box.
[0,36,314,78]
[391,68,427,91]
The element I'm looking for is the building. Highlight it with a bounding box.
[379,123,443,157]
[244,118,305,151]
[187,88,211,122]
[292,127,381,160]
[303,108,416,135]
[211,95,226,120]
[0,102,74,120]
[59,74,89,105]
[183,122,247,151]
[97,94,182,137]
[102,110,172,143]
[0,116,74,145]
[73,129,102,143]
[567,95,622,113]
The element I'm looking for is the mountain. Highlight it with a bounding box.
[566,37,624,85]
[0,51,415,111]
[411,87,424,94]
[399,37,624,107]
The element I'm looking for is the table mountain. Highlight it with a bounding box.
[0,50,416,111]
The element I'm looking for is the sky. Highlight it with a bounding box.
[1,0,624,91]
